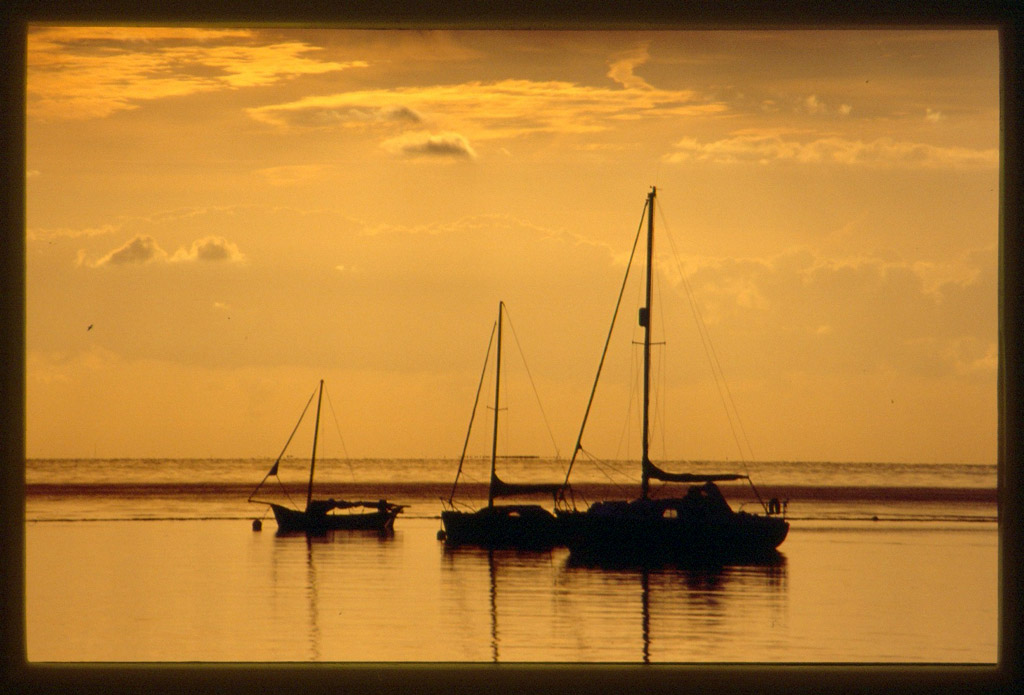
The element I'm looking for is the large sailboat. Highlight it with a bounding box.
[557,187,789,564]
[249,379,405,534]
[439,301,568,550]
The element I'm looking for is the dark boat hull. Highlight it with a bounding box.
[270,503,401,535]
[557,499,789,565]
[441,504,563,550]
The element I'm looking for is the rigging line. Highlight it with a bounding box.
[585,451,635,483]
[653,268,668,461]
[618,342,642,461]
[276,474,301,510]
[578,448,643,496]
[677,273,756,463]
[679,250,751,464]
[563,197,648,487]
[502,304,562,461]
[323,387,354,477]
[447,320,497,506]
[247,384,318,502]
[658,203,756,468]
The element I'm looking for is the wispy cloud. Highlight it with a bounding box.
[28,26,362,120]
[663,131,997,168]
[247,77,726,140]
[28,223,121,242]
[254,103,423,129]
[255,164,335,186]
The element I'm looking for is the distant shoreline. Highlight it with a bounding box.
[25,481,999,504]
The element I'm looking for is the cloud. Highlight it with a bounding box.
[663,131,997,168]
[86,234,244,267]
[247,78,726,140]
[380,131,477,159]
[795,95,852,117]
[92,235,168,266]
[607,44,653,90]
[803,95,827,115]
[27,26,362,120]
[668,244,996,380]
[172,236,246,263]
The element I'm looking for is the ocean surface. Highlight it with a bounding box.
[24,458,998,662]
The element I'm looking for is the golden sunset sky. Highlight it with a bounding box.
[24,27,999,463]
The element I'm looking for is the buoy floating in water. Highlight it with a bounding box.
[436,529,446,541]
[252,519,262,531]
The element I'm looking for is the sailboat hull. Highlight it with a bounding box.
[270,503,401,535]
[441,505,563,550]
[557,498,789,565]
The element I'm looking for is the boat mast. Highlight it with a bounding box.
[488,302,504,507]
[306,379,324,509]
[641,187,655,499]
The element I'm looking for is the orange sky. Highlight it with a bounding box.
[24,27,999,463]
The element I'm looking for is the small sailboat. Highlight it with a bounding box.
[249,379,404,534]
[557,187,789,564]
[439,301,568,550]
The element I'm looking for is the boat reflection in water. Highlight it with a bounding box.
[441,545,788,663]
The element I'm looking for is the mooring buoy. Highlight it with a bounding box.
[252,519,262,531]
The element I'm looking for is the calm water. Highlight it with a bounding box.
[24,458,998,662]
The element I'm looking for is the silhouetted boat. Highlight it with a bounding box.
[439,302,567,550]
[557,187,789,564]
[249,379,404,534]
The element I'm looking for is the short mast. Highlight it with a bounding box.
[488,302,504,508]
[306,379,324,509]
[641,187,655,499]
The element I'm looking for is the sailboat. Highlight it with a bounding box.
[249,379,405,534]
[557,187,789,564]
[439,301,568,550]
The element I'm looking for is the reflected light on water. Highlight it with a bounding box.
[26,517,994,662]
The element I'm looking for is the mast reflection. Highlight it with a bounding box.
[563,553,788,662]
[442,545,557,662]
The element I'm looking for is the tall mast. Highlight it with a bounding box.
[306,379,324,509]
[641,187,655,499]
[488,301,504,507]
